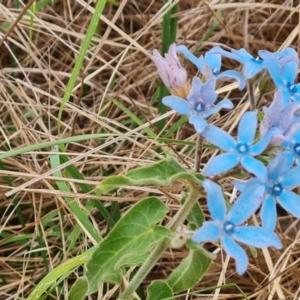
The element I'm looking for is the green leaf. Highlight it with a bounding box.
[146,281,173,300]
[98,158,202,194]
[69,277,88,300]
[85,197,171,294]
[187,202,204,230]
[166,247,212,293]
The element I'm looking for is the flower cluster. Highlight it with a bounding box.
[152,43,300,274]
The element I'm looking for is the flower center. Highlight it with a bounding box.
[223,221,235,234]
[212,68,220,76]
[236,143,249,155]
[294,142,300,156]
[288,82,297,93]
[270,183,283,196]
[193,102,205,113]
[252,57,263,64]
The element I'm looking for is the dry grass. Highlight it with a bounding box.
[0,0,300,299]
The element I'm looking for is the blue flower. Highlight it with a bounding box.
[176,45,246,89]
[192,179,282,275]
[260,90,300,146]
[258,48,300,104]
[202,111,278,180]
[163,76,233,133]
[152,43,190,98]
[209,46,265,79]
[234,152,300,231]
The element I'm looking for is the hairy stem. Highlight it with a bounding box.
[117,181,201,300]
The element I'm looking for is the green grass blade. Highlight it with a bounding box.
[57,0,108,135]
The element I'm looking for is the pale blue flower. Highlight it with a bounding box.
[234,152,300,231]
[176,45,246,89]
[209,46,265,79]
[193,179,282,275]
[260,91,300,146]
[163,76,233,133]
[202,111,278,180]
[258,48,300,104]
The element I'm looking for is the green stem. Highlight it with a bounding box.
[117,182,201,300]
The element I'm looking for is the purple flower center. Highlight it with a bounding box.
[236,143,250,155]
[193,102,205,113]
[223,221,235,234]
[270,183,283,196]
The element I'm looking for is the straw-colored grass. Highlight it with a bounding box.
[0,0,300,299]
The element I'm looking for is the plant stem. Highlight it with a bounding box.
[195,134,203,173]
[117,182,201,300]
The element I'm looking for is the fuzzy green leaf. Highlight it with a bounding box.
[146,281,173,300]
[166,247,212,293]
[98,158,202,194]
[86,197,171,294]
[69,277,88,300]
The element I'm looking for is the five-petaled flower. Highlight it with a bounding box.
[152,43,190,98]
[258,48,300,104]
[202,111,278,180]
[234,152,300,231]
[163,76,233,134]
[193,179,282,275]
[176,45,246,89]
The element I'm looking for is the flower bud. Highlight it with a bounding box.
[152,43,190,98]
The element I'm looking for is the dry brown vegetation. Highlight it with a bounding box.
[0,0,300,299]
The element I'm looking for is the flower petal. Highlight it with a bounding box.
[205,51,221,71]
[233,178,262,192]
[260,194,277,230]
[202,124,236,151]
[241,156,267,182]
[250,128,281,155]
[200,78,218,106]
[203,153,239,177]
[227,184,265,225]
[192,221,220,243]
[217,70,246,90]
[176,45,204,72]
[203,99,233,118]
[210,46,242,63]
[260,90,284,137]
[282,60,298,84]
[186,76,204,105]
[152,49,171,88]
[162,95,192,115]
[243,60,265,79]
[233,226,282,249]
[237,111,257,144]
[258,50,283,88]
[203,179,227,221]
[280,166,300,188]
[221,235,248,275]
[189,115,208,134]
[278,190,300,218]
[267,152,292,182]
